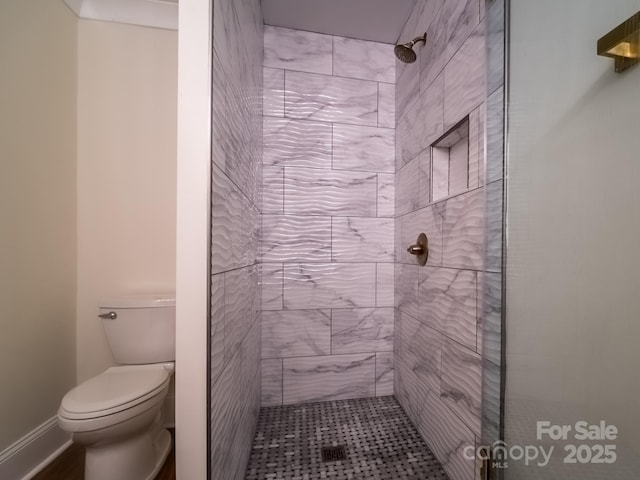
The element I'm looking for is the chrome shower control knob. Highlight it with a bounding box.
[407,233,429,266]
[407,245,425,255]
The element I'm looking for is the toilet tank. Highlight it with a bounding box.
[99,295,175,365]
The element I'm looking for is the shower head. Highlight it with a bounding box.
[394,32,427,64]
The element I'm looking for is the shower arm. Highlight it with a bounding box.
[410,34,427,47]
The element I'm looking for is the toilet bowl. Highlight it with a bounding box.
[57,296,176,480]
[58,363,174,480]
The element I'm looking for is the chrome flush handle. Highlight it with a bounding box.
[98,311,118,320]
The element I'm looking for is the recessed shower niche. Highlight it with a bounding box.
[431,118,471,202]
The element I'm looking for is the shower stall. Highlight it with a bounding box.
[179,0,505,479]
[177,0,640,478]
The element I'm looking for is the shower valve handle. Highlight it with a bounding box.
[407,245,425,255]
[407,233,429,266]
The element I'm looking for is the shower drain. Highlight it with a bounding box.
[321,445,347,462]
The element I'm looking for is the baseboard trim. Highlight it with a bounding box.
[0,416,71,480]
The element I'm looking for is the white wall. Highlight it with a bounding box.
[175,0,212,478]
[507,0,640,474]
[0,0,77,453]
[76,20,178,381]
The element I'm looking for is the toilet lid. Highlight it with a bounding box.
[61,364,171,415]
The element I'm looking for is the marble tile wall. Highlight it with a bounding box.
[482,0,506,449]
[393,1,494,480]
[261,26,396,406]
[210,0,263,479]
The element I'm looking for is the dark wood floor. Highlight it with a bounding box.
[32,429,175,480]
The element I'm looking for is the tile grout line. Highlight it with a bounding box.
[374,352,377,396]
[330,309,333,356]
[280,262,284,312]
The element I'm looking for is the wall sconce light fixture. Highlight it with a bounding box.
[597,10,640,73]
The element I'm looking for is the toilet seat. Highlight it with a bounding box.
[59,364,173,422]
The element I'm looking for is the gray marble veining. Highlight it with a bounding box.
[333,37,395,84]
[395,0,446,117]
[259,27,396,411]
[482,359,501,444]
[210,323,261,480]
[415,386,476,480]
[419,266,478,350]
[486,180,503,272]
[261,358,283,406]
[441,188,484,270]
[263,67,284,117]
[482,0,505,451]
[468,106,482,189]
[262,166,284,214]
[401,313,441,393]
[444,21,486,130]
[263,117,332,168]
[396,73,444,168]
[260,263,283,311]
[378,83,396,129]
[331,217,394,263]
[210,0,262,478]
[331,308,394,355]
[377,173,395,218]
[282,353,376,404]
[261,214,331,262]
[431,147,450,201]
[487,86,504,184]
[419,0,480,95]
[396,155,421,216]
[394,349,421,421]
[211,273,225,386]
[393,1,491,479]
[487,0,505,95]
[285,71,378,126]
[211,53,227,173]
[224,265,260,363]
[376,263,395,307]
[448,137,469,196]
[262,309,331,358]
[441,337,482,435]
[264,26,332,75]
[394,263,419,319]
[418,149,432,208]
[283,263,376,310]
[284,167,378,216]
[212,165,250,274]
[482,272,502,365]
[395,57,420,126]
[332,123,395,173]
[375,352,394,396]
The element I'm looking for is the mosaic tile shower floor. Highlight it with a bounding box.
[244,396,450,480]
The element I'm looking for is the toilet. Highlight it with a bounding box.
[57,296,176,480]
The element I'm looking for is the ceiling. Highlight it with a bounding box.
[262,0,416,44]
[63,0,415,44]
[63,0,178,30]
